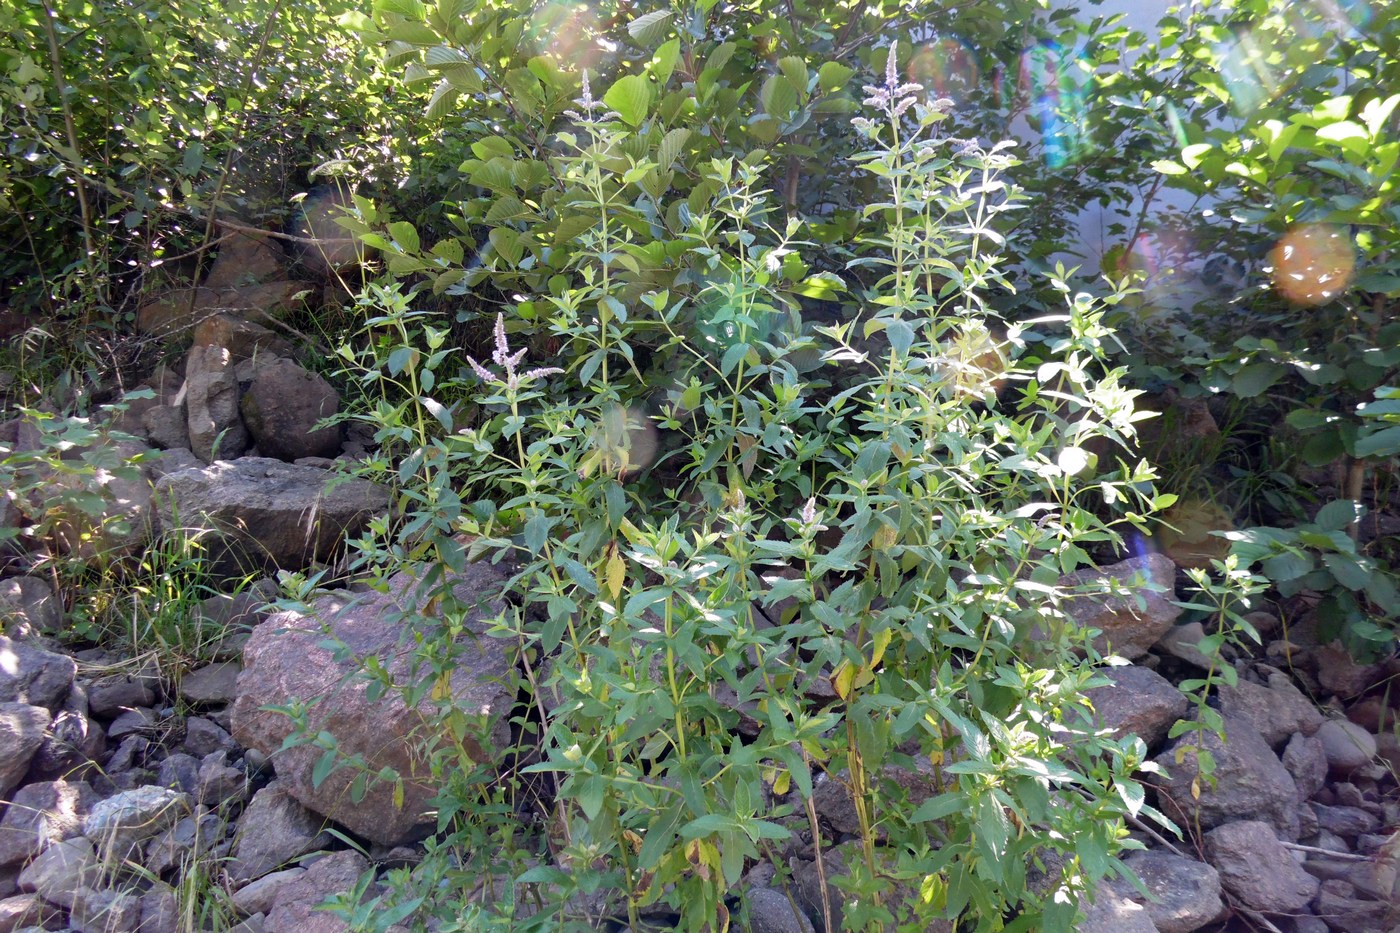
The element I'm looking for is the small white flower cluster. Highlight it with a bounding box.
[565,70,607,122]
[465,314,563,392]
[861,47,924,118]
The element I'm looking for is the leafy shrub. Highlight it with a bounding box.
[324,43,1178,930]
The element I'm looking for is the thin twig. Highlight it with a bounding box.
[1279,841,1371,862]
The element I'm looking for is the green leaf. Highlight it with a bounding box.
[910,793,964,823]
[1151,160,1188,175]
[1356,424,1400,458]
[652,38,681,85]
[1322,552,1371,591]
[1315,499,1360,532]
[627,9,672,48]
[604,74,651,127]
[311,749,338,789]
[1231,362,1284,398]
[388,221,420,254]
[760,74,799,120]
[424,78,460,120]
[817,61,853,93]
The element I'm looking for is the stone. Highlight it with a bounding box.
[239,359,340,462]
[1204,820,1319,913]
[1060,554,1182,660]
[145,813,224,875]
[0,637,76,710]
[262,850,368,933]
[231,564,512,846]
[178,663,240,705]
[1313,642,1384,697]
[69,887,142,933]
[154,459,387,576]
[0,780,96,867]
[82,786,189,856]
[0,894,62,933]
[196,756,246,807]
[139,883,178,933]
[0,579,61,638]
[1151,715,1301,839]
[25,684,103,782]
[104,707,157,741]
[227,784,331,884]
[744,886,816,933]
[231,868,305,917]
[141,405,189,451]
[192,314,293,363]
[1115,849,1222,933]
[1075,880,1158,933]
[1282,732,1329,800]
[185,343,249,462]
[1316,719,1376,773]
[16,837,98,908]
[1083,664,1188,749]
[182,716,235,757]
[1312,804,1380,838]
[85,677,155,718]
[1315,879,1388,932]
[205,227,285,289]
[0,704,51,797]
[143,448,201,479]
[155,754,201,796]
[1155,621,1217,669]
[1217,675,1324,747]
[136,283,308,339]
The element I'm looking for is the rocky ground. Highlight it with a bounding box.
[0,230,1397,932]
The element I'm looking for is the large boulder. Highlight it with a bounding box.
[239,358,340,461]
[1204,820,1319,913]
[135,283,308,339]
[153,459,387,576]
[0,636,76,710]
[1151,715,1302,840]
[0,703,51,797]
[1060,554,1181,659]
[231,563,515,845]
[0,577,62,638]
[204,228,285,289]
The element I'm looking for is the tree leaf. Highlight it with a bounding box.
[1231,362,1284,398]
[627,9,672,48]
[604,74,652,127]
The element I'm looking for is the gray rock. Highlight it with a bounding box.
[0,893,62,932]
[227,784,331,884]
[82,786,189,856]
[142,404,190,452]
[1315,878,1388,932]
[0,780,97,867]
[136,283,307,339]
[84,676,155,718]
[1282,732,1329,800]
[1083,664,1188,749]
[231,868,305,917]
[1116,850,1221,933]
[1155,621,1216,669]
[745,886,815,933]
[155,754,201,796]
[185,343,250,462]
[1316,719,1376,772]
[262,850,368,933]
[1217,676,1323,747]
[25,682,104,783]
[1313,642,1384,697]
[104,708,157,742]
[0,637,76,711]
[0,578,61,638]
[182,716,235,757]
[1151,715,1301,839]
[138,882,178,933]
[1061,553,1181,660]
[16,836,98,908]
[145,814,224,876]
[204,231,286,290]
[69,886,142,933]
[231,564,512,846]
[0,704,51,797]
[1311,804,1380,838]
[240,358,340,462]
[143,447,201,479]
[1075,879,1158,932]
[1204,820,1319,913]
[178,663,240,705]
[153,459,387,576]
[196,756,247,807]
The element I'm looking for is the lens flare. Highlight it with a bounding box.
[907,38,979,99]
[1216,32,1277,117]
[592,405,658,479]
[1269,225,1355,307]
[529,2,604,70]
[1017,41,1090,169]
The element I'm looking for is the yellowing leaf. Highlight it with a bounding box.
[605,545,625,601]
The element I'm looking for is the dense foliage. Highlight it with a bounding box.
[1,0,1397,930]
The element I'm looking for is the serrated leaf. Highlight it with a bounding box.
[817,61,853,93]
[388,221,420,254]
[652,37,680,85]
[760,74,799,120]
[1315,499,1360,532]
[657,127,690,169]
[604,74,651,126]
[424,78,460,120]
